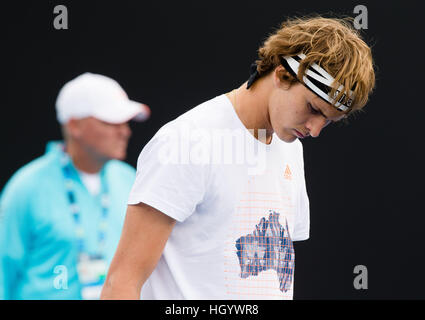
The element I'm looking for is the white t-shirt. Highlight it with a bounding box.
[128,94,310,300]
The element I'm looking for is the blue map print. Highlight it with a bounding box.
[235,211,295,292]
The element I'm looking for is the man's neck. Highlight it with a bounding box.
[227,79,274,144]
[65,141,105,174]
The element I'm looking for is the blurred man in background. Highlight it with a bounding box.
[0,72,150,299]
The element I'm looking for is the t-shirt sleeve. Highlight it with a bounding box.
[128,121,209,222]
[292,142,310,241]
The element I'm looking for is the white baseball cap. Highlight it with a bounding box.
[55,72,151,124]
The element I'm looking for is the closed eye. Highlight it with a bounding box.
[308,103,333,126]
[308,103,319,114]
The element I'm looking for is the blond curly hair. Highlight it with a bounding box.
[256,15,376,112]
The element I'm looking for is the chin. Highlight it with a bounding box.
[106,150,126,161]
[114,153,126,160]
[276,132,297,143]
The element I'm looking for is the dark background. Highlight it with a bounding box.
[2,0,424,299]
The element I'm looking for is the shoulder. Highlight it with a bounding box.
[0,152,60,221]
[159,94,232,133]
[1,152,59,199]
[136,94,236,164]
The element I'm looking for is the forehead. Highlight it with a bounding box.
[76,117,116,131]
[85,117,123,126]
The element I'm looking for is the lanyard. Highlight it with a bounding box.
[60,152,109,259]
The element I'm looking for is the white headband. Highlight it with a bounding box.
[280,53,354,112]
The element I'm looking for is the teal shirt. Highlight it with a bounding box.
[0,141,136,299]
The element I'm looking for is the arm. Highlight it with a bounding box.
[100,202,176,300]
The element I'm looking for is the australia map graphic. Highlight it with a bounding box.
[235,211,295,292]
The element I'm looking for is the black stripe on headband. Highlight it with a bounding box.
[279,55,352,112]
[279,56,300,82]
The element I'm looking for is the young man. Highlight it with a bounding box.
[101,16,375,300]
[0,73,150,299]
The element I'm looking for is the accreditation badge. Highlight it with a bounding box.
[77,253,108,300]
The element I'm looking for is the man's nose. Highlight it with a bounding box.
[307,117,329,138]
[118,123,131,138]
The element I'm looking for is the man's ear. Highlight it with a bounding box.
[65,119,82,139]
[273,65,296,90]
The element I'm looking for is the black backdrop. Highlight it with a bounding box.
[2,0,424,299]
